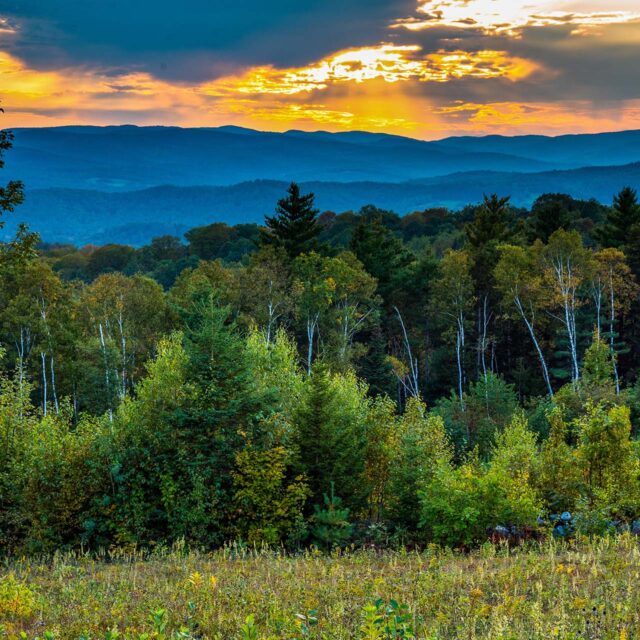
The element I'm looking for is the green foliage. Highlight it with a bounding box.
[434,373,518,458]
[293,367,368,510]
[359,599,415,640]
[5,159,640,556]
[419,414,541,547]
[575,403,639,518]
[527,193,578,243]
[232,418,310,546]
[597,186,640,250]
[465,193,514,295]
[309,483,353,549]
[385,399,452,532]
[261,183,321,259]
[582,331,616,388]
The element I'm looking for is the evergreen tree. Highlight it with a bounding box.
[349,212,413,308]
[293,367,367,510]
[356,324,396,397]
[260,183,320,259]
[464,195,515,379]
[527,193,576,243]
[293,366,339,505]
[465,194,514,294]
[597,187,640,249]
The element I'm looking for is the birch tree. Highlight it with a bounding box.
[542,230,590,386]
[495,244,554,397]
[590,248,638,394]
[80,273,172,413]
[292,253,337,374]
[433,250,475,409]
[238,246,292,345]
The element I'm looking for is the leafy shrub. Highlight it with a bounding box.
[419,414,541,547]
[0,573,36,623]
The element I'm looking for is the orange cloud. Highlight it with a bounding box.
[434,100,640,135]
[203,45,539,97]
[1,40,639,139]
[0,51,207,125]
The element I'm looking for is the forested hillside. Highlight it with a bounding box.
[4,122,640,553]
[4,125,640,246]
[11,162,640,245]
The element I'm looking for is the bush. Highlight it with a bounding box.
[419,414,541,547]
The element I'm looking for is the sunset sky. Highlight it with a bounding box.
[1,0,639,138]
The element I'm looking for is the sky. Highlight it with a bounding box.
[0,0,639,138]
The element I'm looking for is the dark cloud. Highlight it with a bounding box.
[0,0,415,79]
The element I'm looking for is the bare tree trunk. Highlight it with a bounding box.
[480,295,490,381]
[594,286,602,336]
[306,313,319,375]
[50,355,59,414]
[41,352,47,417]
[552,258,580,385]
[456,311,466,411]
[394,307,419,398]
[515,297,554,397]
[99,322,113,422]
[117,309,127,399]
[609,274,620,395]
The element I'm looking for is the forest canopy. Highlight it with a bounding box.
[3,114,640,552]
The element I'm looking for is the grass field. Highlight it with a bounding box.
[2,536,640,639]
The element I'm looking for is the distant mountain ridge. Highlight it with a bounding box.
[5,124,565,191]
[9,161,640,246]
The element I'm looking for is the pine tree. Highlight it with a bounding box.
[464,194,514,380]
[597,187,640,249]
[527,193,576,243]
[357,324,396,397]
[260,182,320,259]
[293,366,338,504]
[465,194,513,294]
[349,212,413,308]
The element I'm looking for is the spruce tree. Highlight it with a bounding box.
[597,187,640,249]
[357,324,396,397]
[465,194,513,294]
[293,366,337,505]
[349,212,413,308]
[464,194,514,378]
[260,182,320,259]
[527,193,575,243]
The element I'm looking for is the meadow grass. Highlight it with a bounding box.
[1,536,639,639]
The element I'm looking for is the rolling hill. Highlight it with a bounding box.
[8,162,640,246]
[2,125,640,244]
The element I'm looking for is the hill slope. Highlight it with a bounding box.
[5,125,630,191]
[10,162,640,245]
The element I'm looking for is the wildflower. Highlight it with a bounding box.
[188,571,204,588]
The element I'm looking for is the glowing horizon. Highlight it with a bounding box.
[0,1,639,138]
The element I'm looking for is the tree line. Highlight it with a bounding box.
[2,114,640,552]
